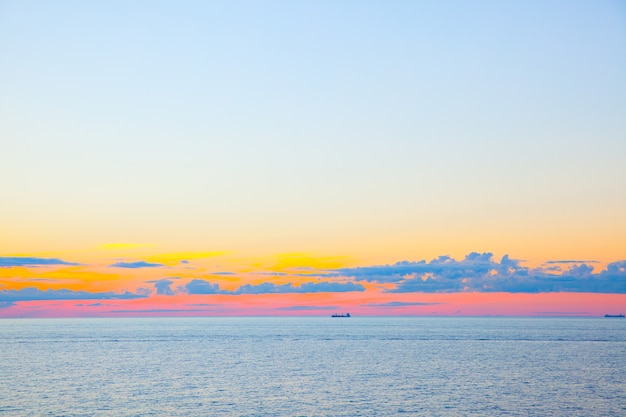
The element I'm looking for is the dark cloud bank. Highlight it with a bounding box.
[0,257,79,267]
[110,261,165,268]
[161,252,625,296]
[184,280,365,295]
[332,252,626,293]
[0,288,145,303]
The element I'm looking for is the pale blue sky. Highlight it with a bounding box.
[1,0,625,261]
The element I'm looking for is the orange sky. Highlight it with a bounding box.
[1,250,625,318]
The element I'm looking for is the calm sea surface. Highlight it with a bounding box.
[1,317,625,416]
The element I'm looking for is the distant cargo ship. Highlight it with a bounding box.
[331,313,351,318]
[604,314,624,318]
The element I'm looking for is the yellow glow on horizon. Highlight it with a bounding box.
[270,252,350,272]
[0,265,122,291]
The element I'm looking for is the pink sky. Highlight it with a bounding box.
[3,291,624,318]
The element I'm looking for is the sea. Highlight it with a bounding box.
[1,317,625,417]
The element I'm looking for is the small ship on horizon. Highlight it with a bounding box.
[331,313,351,318]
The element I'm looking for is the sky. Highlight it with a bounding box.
[1,0,625,317]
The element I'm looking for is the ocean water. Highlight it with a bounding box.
[1,317,625,416]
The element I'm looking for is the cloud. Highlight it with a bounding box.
[0,301,15,308]
[145,277,184,295]
[543,260,599,264]
[334,252,502,283]
[298,281,365,293]
[333,253,626,293]
[153,279,175,295]
[365,301,443,307]
[0,288,147,302]
[0,257,79,267]
[277,305,339,310]
[110,261,165,268]
[532,311,591,316]
[109,309,215,313]
[185,279,222,294]
[186,303,221,307]
[184,279,365,295]
[234,281,365,294]
[135,287,152,296]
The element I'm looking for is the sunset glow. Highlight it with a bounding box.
[1,0,625,318]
